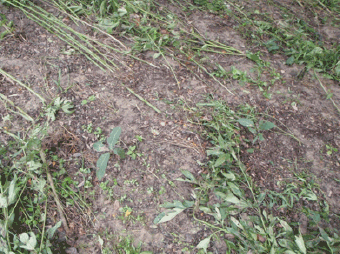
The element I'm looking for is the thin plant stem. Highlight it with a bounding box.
[180,50,235,95]
[314,71,340,114]
[0,68,46,104]
[122,84,161,113]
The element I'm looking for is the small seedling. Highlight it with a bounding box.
[81,95,96,105]
[45,97,74,121]
[147,187,154,194]
[135,135,143,142]
[126,145,142,159]
[326,144,338,156]
[124,179,139,186]
[93,127,125,180]
[82,123,93,133]
[0,15,14,40]
[237,118,276,143]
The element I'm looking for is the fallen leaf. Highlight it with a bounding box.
[125,210,132,217]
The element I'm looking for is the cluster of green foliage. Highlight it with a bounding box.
[0,95,76,254]
[155,100,340,253]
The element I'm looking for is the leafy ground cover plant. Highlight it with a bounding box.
[0,68,79,253]
[154,100,340,253]
[224,0,340,81]
[0,125,64,254]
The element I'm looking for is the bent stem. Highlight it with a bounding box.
[122,84,161,113]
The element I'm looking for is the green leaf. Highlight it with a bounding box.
[32,178,46,193]
[0,194,8,208]
[196,236,211,253]
[258,133,265,141]
[257,192,266,205]
[295,233,306,254]
[228,182,242,197]
[335,64,340,76]
[19,232,37,250]
[207,149,223,156]
[99,0,106,16]
[88,95,96,101]
[248,127,257,134]
[214,153,227,167]
[230,216,244,230]
[303,191,317,201]
[153,208,185,224]
[286,56,295,65]
[118,7,127,16]
[153,52,161,59]
[319,227,330,242]
[98,235,104,247]
[113,147,126,159]
[19,233,29,244]
[27,161,42,171]
[267,45,280,52]
[182,200,194,208]
[181,170,196,182]
[54,97,62,107]
[7,212,15,228]
[259,121,276,131]
[107,127,122,150]
[278,239,289,248]
[47,221,62,239]
[93,141,105,152]
[237,118,254,127]
[246,53,261,63]
[326,92,333,100]
[279,219,293,232]
[61,101,74,114]
[96,153,110,180]
[8,178,18,206]
[224,192,240,204]
[221,172,236,181]
[160,200,194,209]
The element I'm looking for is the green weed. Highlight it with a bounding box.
[154,100,340,253]
[101,235,146,254]
[0,14,14,40]
[0,125,65,253]
[228,0,340,81]
[93,127,126,180]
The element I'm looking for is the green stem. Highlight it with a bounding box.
[314,71,340,114]
[0,68,46,105]
[180,49,235,95]
[122,84,161,113]
[39,199,48,252]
